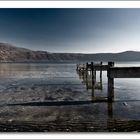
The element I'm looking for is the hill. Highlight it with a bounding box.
[0,43,140,62]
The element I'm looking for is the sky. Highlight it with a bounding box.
[0,8,140,53]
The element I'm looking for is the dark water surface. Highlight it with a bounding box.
[0,62,139,132]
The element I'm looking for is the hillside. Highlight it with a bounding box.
[0,43,140,62]
[0,43,51,62]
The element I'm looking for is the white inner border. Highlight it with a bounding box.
[0,1,140,8]
[0,1,140,139]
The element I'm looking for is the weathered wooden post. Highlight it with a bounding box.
[85,62,88,90]
[91,62,96,86]
[107,62,114,102]
[91,62,96,100]
[86,62,88,79]
[100,61,103,90]
[100,62,103,79]
[94,63,96,82]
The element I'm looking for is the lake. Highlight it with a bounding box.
[0,62,139,132]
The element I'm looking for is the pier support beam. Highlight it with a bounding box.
[107,62,114,102]
[100,61,103,90]
[86,62,88,79]
[91,62,96,100]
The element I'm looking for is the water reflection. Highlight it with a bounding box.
[77,68,104,101]
[0,63,77,78]
[107,102,113,119]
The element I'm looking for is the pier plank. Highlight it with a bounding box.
[110,67,140,78]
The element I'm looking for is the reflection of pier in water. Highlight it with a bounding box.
[77,61,109,102]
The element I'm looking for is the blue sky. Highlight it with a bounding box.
[0,8,140,53]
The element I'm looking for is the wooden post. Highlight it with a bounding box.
[91,62,96,100]
[85,62,88,90]
[86,62,88,79]
[95,70,96,82]
[91,62,96,86]
[100,62,102,79]
[107,62,114,102]
[100,61,103,90]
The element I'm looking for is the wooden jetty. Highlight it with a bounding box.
[77,61,140,102]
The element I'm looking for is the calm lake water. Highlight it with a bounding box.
[0,62,139,132]
[0,62,140,100]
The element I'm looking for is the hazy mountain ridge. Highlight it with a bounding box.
[0,43,140,62]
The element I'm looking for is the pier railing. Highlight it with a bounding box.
[77,61,140,102]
